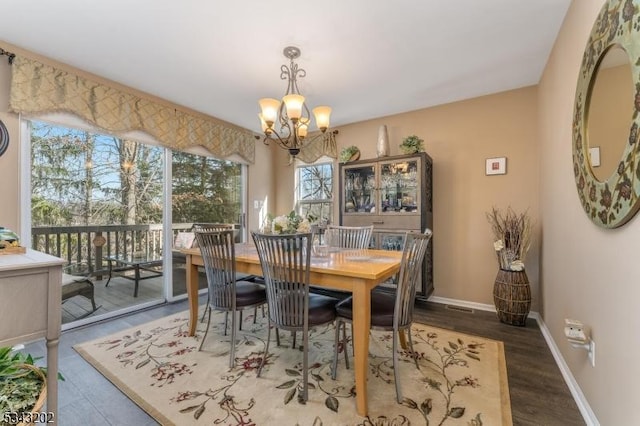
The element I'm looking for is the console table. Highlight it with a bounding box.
[0,249,65,425]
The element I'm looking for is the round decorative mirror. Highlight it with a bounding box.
[0,120,8,157]
[573,0,640,228]
[588,45,633,182]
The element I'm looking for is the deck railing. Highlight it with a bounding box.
[31,223,195,276]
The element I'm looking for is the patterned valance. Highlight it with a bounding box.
[295,130,338,164]
[9,56,255,163]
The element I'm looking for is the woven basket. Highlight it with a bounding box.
[15,363,47,426]
[493,269,531,326]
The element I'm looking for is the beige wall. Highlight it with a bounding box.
[539,0,639,423]
[275,87,541,309]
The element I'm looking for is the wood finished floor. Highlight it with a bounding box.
[25,298,585,426]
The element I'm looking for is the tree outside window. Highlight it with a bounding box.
[296,162,333,223]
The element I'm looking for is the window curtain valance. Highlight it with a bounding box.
[9,56,256,163]
[294,130,338,164]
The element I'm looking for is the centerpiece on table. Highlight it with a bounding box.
[260,211,313,252]
[261,211,312,235]
[486,206,533,326]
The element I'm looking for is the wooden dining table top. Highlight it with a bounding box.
[181,243,403,281]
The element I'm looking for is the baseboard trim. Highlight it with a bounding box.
[428,296,496,313]
[427,297,598,426]
[533,314,600,426]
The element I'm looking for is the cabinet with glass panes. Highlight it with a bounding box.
[339,152,433,298]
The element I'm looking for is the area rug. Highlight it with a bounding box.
[74,308,512,425]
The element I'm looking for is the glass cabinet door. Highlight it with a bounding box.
[343,164,376,214]
[379,159,420,214]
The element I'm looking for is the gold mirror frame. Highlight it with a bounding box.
[573,0,640,228]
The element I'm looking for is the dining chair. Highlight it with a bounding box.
[324,224,374,249]
[251,231,339,402]
[195,229,267,368]
[192,223,236,323]
[331,229,433,403]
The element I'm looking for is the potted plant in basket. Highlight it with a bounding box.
[339,145,360,163]
[0,346,64,425]
[486,206,533,326]
[399,135,424,154]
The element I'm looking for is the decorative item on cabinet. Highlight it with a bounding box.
[399,134,424,154]
[339,152,433,298]
[0,227,26,254]
[377,125,390,157]
[339,145,361,163]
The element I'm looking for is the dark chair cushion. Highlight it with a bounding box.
[336,291,395,327]
[235,281,267,307]
[308,293,338,326]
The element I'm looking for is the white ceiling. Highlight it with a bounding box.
[0,0,571,134]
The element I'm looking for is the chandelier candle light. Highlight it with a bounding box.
[258,46,334,157]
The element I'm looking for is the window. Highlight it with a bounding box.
[296,161,333,222]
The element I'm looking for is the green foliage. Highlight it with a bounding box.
[0,347,64,420]
[339,145,360,163]
[171,151,242,224]
[399,135,424,154]
[30,121,164,227]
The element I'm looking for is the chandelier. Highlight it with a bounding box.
[258,46,333,157]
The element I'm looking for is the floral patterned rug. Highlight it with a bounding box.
[74,308,512,425]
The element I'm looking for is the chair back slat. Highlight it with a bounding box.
[252,232,311,330]
[193,223,234,232]
[394,229,433,328]
[194,229,237,310]
[325,225,373,249]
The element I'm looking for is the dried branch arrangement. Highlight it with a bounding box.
[486,206,533,271]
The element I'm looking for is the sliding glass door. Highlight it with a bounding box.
[26,120,247,323]
[29,120,165,324]
[170,151,245,298]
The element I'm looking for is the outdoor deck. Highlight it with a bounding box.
[61,266,208,324]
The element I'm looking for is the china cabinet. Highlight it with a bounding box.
[339,152,433,298]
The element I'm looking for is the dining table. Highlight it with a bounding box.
[180,243,402,417]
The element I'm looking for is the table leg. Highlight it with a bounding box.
[351,283,371,417]
[186,254,199,336]
[46,337,59,426]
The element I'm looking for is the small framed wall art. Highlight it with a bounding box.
[589,147,601,167]
[485,157,507,175]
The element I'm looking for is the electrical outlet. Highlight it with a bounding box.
[589,340,595,367]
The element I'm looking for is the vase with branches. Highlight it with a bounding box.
[486,206,532,271]
[486,206,533,326]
